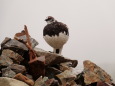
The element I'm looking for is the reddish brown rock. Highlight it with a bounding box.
[83,60,112,85]
[28,56,45,80]
[14,73,34,86]
[24,26,45,80]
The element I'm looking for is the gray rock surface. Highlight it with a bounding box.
[1,38,28,55]
[34,76,59,86]
[9,64,26,74]
[2,67,16,78]
[0,55,13,67]
[1,37,11,47]
[56,70,76,85]
[2,49,24,64]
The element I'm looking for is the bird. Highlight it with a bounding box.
[43,16,69,55]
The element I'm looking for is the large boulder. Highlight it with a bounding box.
[83,60,112,85]
[0,77,29,86]
[2,49,24,64]
[1,37,28,56]
[8,64,26,74]
[34,48,78,67]
[0,55,13,68]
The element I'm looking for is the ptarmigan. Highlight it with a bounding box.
[43,16,69,55]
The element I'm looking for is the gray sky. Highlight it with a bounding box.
[0,0,115,81]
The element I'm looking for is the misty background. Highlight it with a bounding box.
[0,0,115,81]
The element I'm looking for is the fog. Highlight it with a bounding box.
[0,0,115,81]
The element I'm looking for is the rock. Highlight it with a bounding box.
[0,49,2,56]
[2,67,16,78]
[45,78,60,86]
[29,38,38,48]
[75,72,86,86]
[34,76,59,86]
[65,81,78,86]
[20,52,30,71]
[0,77,29,86]
[14,30,38,48]
[34,76,48,86]
[14,73,34,86]
[112,83,115,86]
[26,74,33,80]
[86,82,97,86]
[0,70,2,76]
[59,62,73,71]
[28,56,45,80]
[34,48,78,67]
[56,70,76,85]
[0,55,13,68]
[2,49,24,64]
[83,60,112,85]
[97,82,109,86]
[9,64,26,74]
[1,39,28,55]
[1,37,11,47]
[45,67,62,79]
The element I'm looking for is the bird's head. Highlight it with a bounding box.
[45,16,55,24]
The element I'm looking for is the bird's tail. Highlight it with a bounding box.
[53,47,63,55]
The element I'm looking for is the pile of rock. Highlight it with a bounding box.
[0,26,114,86]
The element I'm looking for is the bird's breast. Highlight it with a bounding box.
[43,22,69,48]
[43,32,69,49]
